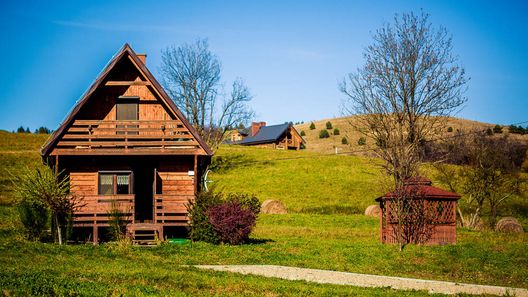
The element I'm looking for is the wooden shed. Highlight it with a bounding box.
[41,44,213,244]
[375,177,461,245]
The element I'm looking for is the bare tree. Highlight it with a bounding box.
[460,133,522,228]
[433,132,524,229]
[389,187,435,251]
[160,39,254,149]
[340,11,468,186]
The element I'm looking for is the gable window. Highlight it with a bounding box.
[116,96,139,135]
[98,172,133,195]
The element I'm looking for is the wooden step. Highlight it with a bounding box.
[127,223,163,245]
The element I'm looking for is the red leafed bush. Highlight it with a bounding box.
[206,202,256,245]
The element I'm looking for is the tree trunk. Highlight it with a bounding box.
[457,207,466,228]
[489,206,498,229]
[55,215,63,245]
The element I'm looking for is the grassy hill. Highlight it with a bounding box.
[294,116,526,154]
[0,131,48,204]
[0,128,527,295]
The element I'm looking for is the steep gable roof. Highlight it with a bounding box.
[41,43,212,157]
[238,123,305,145]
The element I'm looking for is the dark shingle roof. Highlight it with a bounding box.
[237,123,291,145]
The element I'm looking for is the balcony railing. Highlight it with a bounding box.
[56,120,200,153]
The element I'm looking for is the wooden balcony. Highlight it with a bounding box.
[53,120,202,155]
[154,194,193,226]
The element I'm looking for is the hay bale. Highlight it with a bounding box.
[495,217,524,233]
[261,200,287,214]
[365,205,381,217]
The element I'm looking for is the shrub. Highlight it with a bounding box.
[309,122,315,130]
[187,188,260,244]
[225,192,261,216]
[319,130,330,139]
[326,121,333,129]
[447,126,453,132]
[300,130,306,136]
[108,201,130,242]
[486,128,493,136]
[207,202,256,244]
[509,125,526,135]
[493,124,503,134]
[333,128,340,135]
[17,199,49,241]
[341,137,348,145]
[187,189,223,244]
[358,137,366,146]
[12,167,79,244]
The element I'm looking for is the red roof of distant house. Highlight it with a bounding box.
[375,177,461,201]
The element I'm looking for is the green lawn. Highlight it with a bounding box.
[211,145,385,213]
[0,133,527,296]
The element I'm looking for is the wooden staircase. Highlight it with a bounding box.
[128,223,163,245]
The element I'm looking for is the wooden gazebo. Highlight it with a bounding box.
[375,177,461,245]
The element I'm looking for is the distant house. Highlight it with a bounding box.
[229,128,250,143]
[235,122,305,150]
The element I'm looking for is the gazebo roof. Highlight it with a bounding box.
[375,177,461,201]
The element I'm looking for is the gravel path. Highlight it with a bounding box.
[195,265,527,296]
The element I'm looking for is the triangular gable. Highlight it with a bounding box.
[41,43,212,157]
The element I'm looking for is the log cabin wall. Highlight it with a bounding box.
[62,155,197,230]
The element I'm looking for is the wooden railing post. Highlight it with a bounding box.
[88,125,93,149]
[161,124,166,149]
[124,123,128,150]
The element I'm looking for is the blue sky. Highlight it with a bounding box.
[1,0,527,131]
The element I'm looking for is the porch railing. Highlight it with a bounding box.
[72,195,134,226]
[153,194,193,226]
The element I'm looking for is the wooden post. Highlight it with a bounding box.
[93,224,98,245]
[55,155,59,175]
[194,154,198,195]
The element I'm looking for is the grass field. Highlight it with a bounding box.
[0,131,527,296]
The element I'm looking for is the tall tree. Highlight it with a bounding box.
[160,39,254,150]
[340,11,468,186]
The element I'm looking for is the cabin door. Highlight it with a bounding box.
[134,162,154,222]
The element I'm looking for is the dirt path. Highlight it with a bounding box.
[194,265,527,296]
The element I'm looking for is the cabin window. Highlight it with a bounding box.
[116,102,138,121]
[98,172,132,195]
[116,97,139,135]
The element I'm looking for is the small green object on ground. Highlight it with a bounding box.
[167,238,190,245]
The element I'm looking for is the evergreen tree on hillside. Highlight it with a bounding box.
[309,122,316,130]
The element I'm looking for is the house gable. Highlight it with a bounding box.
[41,44,212,157]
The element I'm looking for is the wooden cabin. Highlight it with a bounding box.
[229,128,250,143]
[41,44,213,244]
[236,122,305,150]
[375,177,460,245]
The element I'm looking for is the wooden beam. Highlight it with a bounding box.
[51,148,207,156]
[104,81,151,86]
